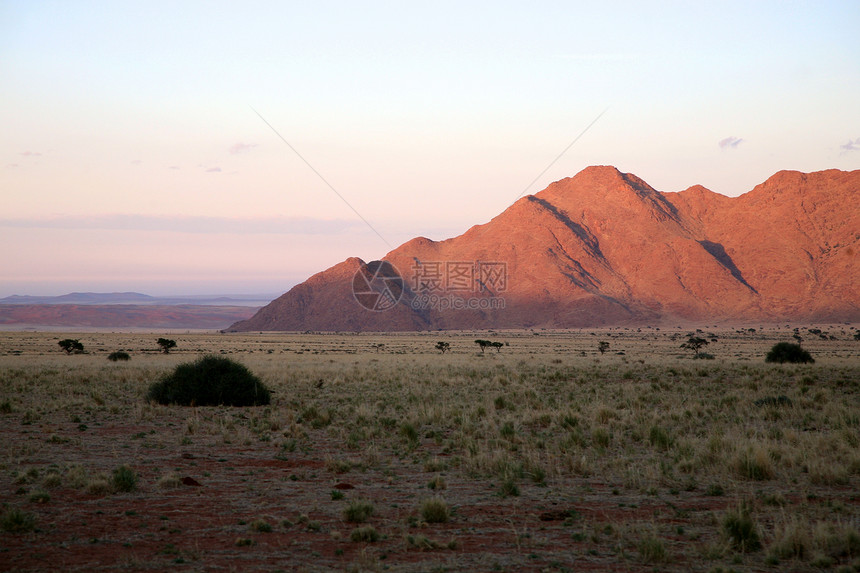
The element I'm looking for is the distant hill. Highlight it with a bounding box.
[0,292,275,307]
[228,166,860,331]
[0,292,274,330]
[0,292,157,305]
[0,304,259,330]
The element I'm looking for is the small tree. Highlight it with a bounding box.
[854,331,860,341]
[765,342,814,364]
[598,341,610,355]
[157,338,177,354]
[681,336,709,358]
[435,341,450,354]
[58,339,84,354]
[475,339,491,353]
[490,341,504,353]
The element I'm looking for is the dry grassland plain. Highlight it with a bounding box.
[1,326,859,572]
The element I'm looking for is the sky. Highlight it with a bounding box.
[1,1,858,297]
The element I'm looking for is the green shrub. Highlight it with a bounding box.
[147,356,270,406]
[249,518,272,533]
[343,499,375,523]
[350,525,380,542]
[421,497,450,523]
[735,447,774,480]
[107,351,130,362]
[28,490,50,504]
[1,507,36,533]
[400,422,419,444]
[498,476,520,498]
[638,533,668,563]
[753,395,793,407]
[112,465,138,492]
[649,426,673,451]
[723,505,761,552]
[766,342,814,364]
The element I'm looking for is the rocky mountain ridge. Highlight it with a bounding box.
[229,166,859,331]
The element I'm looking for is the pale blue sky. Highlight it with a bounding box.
[1,1,858,296]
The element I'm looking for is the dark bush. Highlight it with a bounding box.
[754,395,793,407]
[112,465,138,492]
[107,351,130,362]
[147,355,270,406]
[692,352,715,360]
[765,342,814,364]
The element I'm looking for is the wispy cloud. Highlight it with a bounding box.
[553,53,641,62]
[19,151,42,157]
[840,137,860,152]
[205,166,222,173]
[0,214,365,235]
[719,136,744,149]
[229,142,257,155]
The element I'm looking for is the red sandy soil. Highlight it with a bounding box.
[1,404,738,572]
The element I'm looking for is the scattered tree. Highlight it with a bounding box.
[854,331,860,341]
[157,338,177,354]
[765,342,814,364]
[475,339,505,353]
[598,341,610,355]
[435,341,450,354]
[680,336,709,358]
[58,339,84,354]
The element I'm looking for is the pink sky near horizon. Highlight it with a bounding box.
[1,1,858,297]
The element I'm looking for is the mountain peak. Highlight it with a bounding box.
[229,167,860,331]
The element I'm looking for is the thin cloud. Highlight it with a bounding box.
[229,142,257,155]
[205,167,222,173]
[19,151,42,157]
[131,159,142,165]
[0,214,365,235]
[553,53,641,62]
[840,137,860,152]
[719,136,744,149]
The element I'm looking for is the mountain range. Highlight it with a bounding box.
[0,293,269,330]
[228,166,859,331]
[0,292,274,307]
